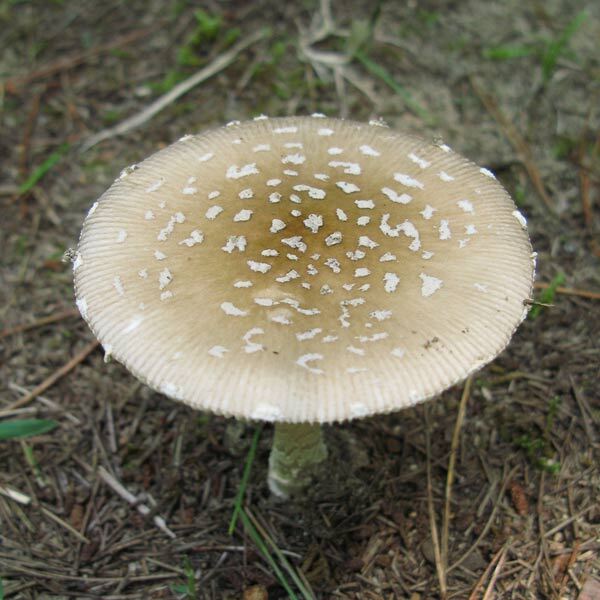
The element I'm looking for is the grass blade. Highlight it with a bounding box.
[483,45,533,60]
[529,273,566,319]
[0,419,58,441]
[18,143,70,195]
[245,507,316,599]
[542,11,587,82]
[355,51,435,125]
[239,508,299,600]
[228,425,262,535]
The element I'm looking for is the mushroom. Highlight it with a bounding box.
[73,116,534,498]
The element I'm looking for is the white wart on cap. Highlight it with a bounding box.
[74,116,534,423]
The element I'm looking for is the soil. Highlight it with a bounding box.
[1,1,598,598]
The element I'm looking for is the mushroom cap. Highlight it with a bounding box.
[74,116,534,423]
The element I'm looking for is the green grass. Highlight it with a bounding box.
[13,234,28,258]
[150,70,187,95]
[541,11,587,82]
[552,135,578,160]
[150,10,240,94]
[228,426,262,535]
[109,48,132,59]
[246,38,288,84]
[483,45,533,61]
[191,9,221,41]
[515,396,562,474]
[340,9,436,126]
[0,419,58,441]
[240,508,315,599]
[516,434,560,474]
[169,556,197,599]
[21,439,46,485]
[227,428,315,598]
[354,51,436,125]
[269,39,288,63]
[18,143,70,195]
[417,9,440,28]
[482,11,587,83]
[529,272,566,319]
[513,184,527,207]
[102,109,122,125]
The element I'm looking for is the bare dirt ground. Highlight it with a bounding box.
[1,1,598,598]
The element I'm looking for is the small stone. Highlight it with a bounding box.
[243,585,268,600]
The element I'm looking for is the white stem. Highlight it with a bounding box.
[267,423,327,498]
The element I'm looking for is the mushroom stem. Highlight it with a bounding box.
[268,422,327,498]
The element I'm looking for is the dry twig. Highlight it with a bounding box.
[442,378,472,571]
[0,485,89,543]
[296,0,383,115]
[0,340,99,417]
[557,542,581,597]
[537,472,558,596]
[482,544,509,600]
[424,409,446,598]
[0,486,31,505]
[39,506,90,544]
[0,308,79,341]
[578,116,597,233]
[449,465,517,573]
[468,543,508,600]
[570,375,597,444]
[7,383,81,424]
[533,282,600,301]
[470,76,555,214]
[5,26,162,93]
[80,29,269,152]
[18,91,43,182]
[97,466,175,539]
